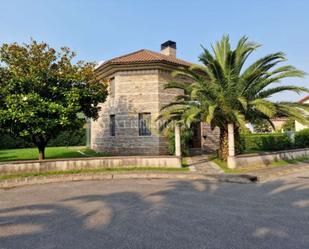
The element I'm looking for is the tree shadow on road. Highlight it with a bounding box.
[0,178,309,249]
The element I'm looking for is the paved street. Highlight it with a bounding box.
[1,171,309,249]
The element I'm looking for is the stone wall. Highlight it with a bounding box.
[0,156,182,175]
[201,123,220,153]
[234,148,309,168]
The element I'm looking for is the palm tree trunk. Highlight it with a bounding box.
[218,127,229,161]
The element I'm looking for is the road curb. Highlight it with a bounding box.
[248,163,309,182]
[0,172,256,189]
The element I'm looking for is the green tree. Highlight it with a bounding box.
[0,40,108,160]
[159,36,309,161]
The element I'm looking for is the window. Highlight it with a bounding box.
[110,77,115,97]
[139,113,151,136]
[110,115,115,136]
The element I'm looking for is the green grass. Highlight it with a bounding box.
[270,156,309,167]
[0,166,189,181]
[0,146,110,162]
[208,155,247,174]
[181,157,189,167]
[209,154,309,174]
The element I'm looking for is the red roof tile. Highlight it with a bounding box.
[100,49,192,67]
[299,95,309,103]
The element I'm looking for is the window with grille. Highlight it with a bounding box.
[138,113,151,136]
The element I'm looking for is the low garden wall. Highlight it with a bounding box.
[0,156,181,175]
[235,148,309,168]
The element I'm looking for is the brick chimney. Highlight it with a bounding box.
[160,40,176,57]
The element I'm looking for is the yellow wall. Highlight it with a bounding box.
[295,99,309,131]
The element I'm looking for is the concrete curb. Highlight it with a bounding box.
[0,172,256,189]
[254,164,309,182]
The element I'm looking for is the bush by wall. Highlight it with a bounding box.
[241,133,293,152]
[0,129,86,150]
[0,133,33,149]
[48,128,86,147]
[295,128,309,148]
[242,129,309,152]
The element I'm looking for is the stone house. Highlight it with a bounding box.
[91,41,219,155]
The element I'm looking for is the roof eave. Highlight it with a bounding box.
[95,61,189,79]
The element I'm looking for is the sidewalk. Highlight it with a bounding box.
[246,161,309,182]
[186,155,224,174]
[0,170,256,189]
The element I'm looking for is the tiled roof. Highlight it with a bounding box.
[100,49,192,67]
[299,95,309,103]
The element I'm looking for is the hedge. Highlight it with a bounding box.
[295,128,309,148]
[0,128,86,150]
[241,133,292,152]
[241,129,309,152]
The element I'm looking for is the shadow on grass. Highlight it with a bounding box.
[0,177,309,248]
[0,151,19,161]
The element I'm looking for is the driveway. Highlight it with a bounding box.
[1,172,309,249]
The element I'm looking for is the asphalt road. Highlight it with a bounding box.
[1,172,309,249]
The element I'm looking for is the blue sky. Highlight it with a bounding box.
[0,0,308,101]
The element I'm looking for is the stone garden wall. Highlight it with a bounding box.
[0,156,182,175]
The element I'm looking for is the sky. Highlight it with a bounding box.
[0,0,308,101]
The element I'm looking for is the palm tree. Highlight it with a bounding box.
[159,36,309,162]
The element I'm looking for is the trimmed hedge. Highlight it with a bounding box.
[241,133,292,152]
[0,129,86,150]
[241,129,309,152]
[295,128,309,148]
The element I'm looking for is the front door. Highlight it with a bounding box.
[189,122,201,148]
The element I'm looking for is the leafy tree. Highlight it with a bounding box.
[159,36,309,161]
[0,40,108,160]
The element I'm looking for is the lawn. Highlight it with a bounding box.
[208,155,247,174]
[209,154,309,174]
[0,146,109,162]
[0,166,189,181]
[270,156,309,167]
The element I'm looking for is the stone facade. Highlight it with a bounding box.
[91,68,220,155]
[91,43,220,156]
[91,70,162,155]
[201,123,220,153]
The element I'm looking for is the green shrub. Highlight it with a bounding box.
[0,128,86,149]
[0,133,34,149]
[295,128,309,148]
[48,128,86,147]
[241,133,292,152]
